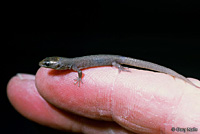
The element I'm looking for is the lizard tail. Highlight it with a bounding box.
[121,56,200,88]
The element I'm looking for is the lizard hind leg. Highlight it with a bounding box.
[112,61,130,73]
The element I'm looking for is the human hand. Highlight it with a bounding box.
[7,67,200,134]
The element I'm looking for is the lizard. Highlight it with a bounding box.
[39,54,199,88]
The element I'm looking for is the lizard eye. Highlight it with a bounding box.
[44,62,51,67]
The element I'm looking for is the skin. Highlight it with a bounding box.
[7,67,200,134]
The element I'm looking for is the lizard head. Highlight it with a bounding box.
[39,57,66,70]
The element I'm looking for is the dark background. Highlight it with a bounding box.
[3,1,200,134]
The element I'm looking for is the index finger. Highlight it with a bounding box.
[36,67,200,133]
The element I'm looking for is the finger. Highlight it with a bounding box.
[36,67,200,134]
[7,74,133,134]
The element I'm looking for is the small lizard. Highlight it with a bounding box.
[39,55,199,88]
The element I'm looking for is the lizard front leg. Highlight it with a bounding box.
[72,65,83,87]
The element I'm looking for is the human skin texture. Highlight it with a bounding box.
[7,67,200,134]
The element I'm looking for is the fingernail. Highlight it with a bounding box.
[16,73,35,80]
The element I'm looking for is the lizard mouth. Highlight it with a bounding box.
[39,59,52,68]
[39,60,47,67]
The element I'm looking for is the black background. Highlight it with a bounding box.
[3,1,200,134]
